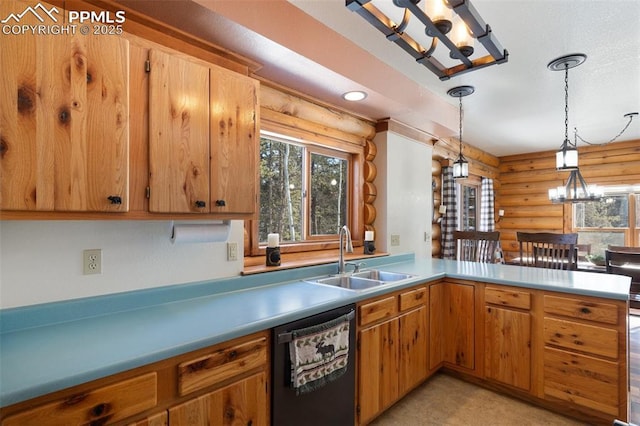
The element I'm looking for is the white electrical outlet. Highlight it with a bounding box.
[390,234,400,246]
[227,242,238,261]
[83,249,102,275]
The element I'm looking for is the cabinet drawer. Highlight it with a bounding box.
[359,296,397,327]
[1,373,157,426]
[399,287,427,312]
[178,336,267,396]
[543,346,619,416]
[544,295,618,325]
[544,317,618,359]
[485,287,530,310]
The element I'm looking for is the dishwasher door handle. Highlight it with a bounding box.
[276,309,355,344]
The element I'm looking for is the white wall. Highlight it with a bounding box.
[373,131,432,257]
[0,220,244,308]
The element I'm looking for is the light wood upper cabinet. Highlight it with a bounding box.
[148,49,210,213]
[210,66,258,215]
[147,50,258,217]
[1,1,129,212]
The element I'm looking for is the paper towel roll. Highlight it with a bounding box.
[171,221,231,244]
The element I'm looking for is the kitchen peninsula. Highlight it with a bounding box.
[0,254,631,425]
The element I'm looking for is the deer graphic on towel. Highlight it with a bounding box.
[289,315,351,395]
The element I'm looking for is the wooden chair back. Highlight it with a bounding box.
[576,243,591,261]
[607,245,640,253]
[605,250,640,283]
[454,231,501,263]
[517,232,578,270]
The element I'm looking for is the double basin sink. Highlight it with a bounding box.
[306,269,415,291]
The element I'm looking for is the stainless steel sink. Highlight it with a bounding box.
[306,269,415,291]
[352,270,414,282]
[313,275,385,291]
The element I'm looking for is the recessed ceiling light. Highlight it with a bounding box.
[342,91,367,101]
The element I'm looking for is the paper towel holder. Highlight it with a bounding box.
[170,220,231,244]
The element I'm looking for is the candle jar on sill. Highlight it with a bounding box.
[266,246,281,266]
[364,240,376,255]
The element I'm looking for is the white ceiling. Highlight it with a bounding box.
[121,0,640,157]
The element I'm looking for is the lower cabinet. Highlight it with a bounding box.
[1,373,158,426]
[168,372,267,426]
[484,286,532,391]
[357,286,428,424]
[542,294,626,420]
[0,332,269,426]
[429,281,475,371]
[356,280,628,425]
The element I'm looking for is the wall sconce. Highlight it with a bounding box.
[496,209,504,223]
[346,0,508,80]
[435,205,447,223]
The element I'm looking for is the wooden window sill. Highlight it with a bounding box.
[242,249,389,275]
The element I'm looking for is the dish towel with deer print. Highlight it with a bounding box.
[289,312,351,395]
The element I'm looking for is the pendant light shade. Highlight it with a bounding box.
[556,145,578,170]
[452,156,469,179]
[448,85,474,179]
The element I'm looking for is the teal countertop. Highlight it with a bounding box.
[0,254,631,407]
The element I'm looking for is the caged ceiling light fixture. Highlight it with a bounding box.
[448,85,474,179]
[346,0,508,80]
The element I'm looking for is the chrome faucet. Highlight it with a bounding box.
[338,225,354,274]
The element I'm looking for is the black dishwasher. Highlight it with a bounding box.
[271,304,356,426]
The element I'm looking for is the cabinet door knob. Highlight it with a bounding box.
[215,199,226,207]
[195,200,206,208]
[107,196,122,205]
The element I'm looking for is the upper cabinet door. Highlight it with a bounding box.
[210,67,258,216]
[60,32,129,211]
[148,49,210,213]
[0,0,129,212]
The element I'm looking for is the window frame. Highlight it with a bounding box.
[247,125,365,257]
[456,176,481,232]
[571,185,640,254]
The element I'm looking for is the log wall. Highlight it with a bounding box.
[498,139,640,261]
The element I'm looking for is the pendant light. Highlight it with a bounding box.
[548,54,585,170]
[448,85,474,179]
[547,54,602,204]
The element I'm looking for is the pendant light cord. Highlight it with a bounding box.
[458,95,463,153]
[563,63,573,148]
[574,113,637,145]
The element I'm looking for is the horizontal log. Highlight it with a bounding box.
[261,109,366,149]
[260,84,376,139]
[435,137,500,169]
[498,139,639,163]
[500,193,557,206]
[499,181,563,196]
[501,206,564,218]
[498,217,563,230]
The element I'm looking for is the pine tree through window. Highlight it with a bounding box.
[259,132,350,245]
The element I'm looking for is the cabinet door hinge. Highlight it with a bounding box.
[145,60,151,73]
[146,186,150,199]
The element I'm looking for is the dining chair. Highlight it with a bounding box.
[605,250,640,309]
[607,245,640,253]
[453,231,501,263]
[576,243,591,261]
[516,232,578,270]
